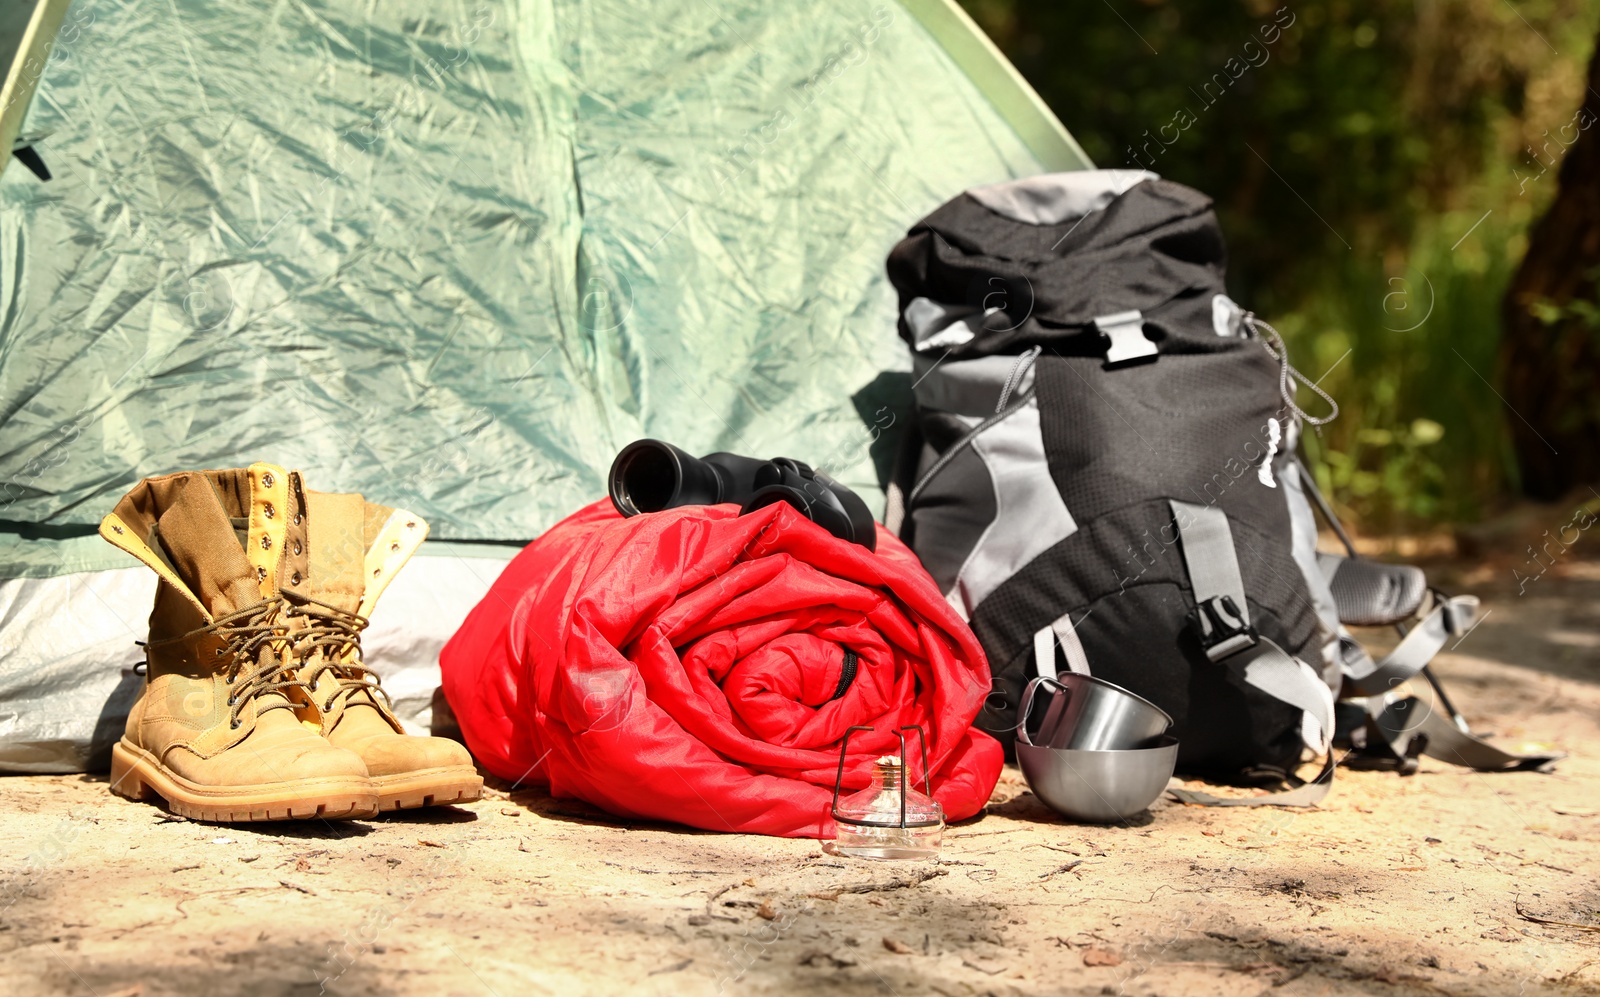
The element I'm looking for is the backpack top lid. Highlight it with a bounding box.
[964,169,1158,226]
[886,170,1237,362]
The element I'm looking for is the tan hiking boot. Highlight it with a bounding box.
[287,489,482,812]
[100,463,378,822]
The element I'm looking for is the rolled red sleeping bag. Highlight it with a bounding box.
[441,498,1002,837]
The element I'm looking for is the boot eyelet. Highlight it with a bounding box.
[261,472,274,488]
[291,572,302,585]
[256,566,267,581]
[372,568,380,577]
[260,535,272,550]
[294,513,303,525]
[230,720,241,729]
[324,698,336,711]
[215,648,225,657]
[292,540,302,555]
[227,696,236,707]
[225,674,234,683]
[390,542,399,552]
[263,502,275,519]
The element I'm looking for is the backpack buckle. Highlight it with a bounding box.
[1187,595,1257,662]
[1095,310,1157,366]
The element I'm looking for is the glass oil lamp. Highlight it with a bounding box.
[829,725,943,860]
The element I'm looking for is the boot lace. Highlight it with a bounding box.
[282,590,392,713]
[148,598,303,729]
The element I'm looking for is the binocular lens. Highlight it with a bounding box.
[610,440,748,517]
[610,443,683,515]
[608,439,876,550]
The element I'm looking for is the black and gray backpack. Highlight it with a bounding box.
[884,170,1558,804]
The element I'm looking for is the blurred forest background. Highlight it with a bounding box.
[960,0,1600,532]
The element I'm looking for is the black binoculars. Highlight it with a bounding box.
[608,439,877,551]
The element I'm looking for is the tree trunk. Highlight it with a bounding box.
[1501,34,1600,500]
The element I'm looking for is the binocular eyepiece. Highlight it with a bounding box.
[608,439,877,551]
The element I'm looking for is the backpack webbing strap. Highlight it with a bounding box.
[1170,500,1248,609]
[1235,637,1336,753]
[1412,707,1564,770]
[1339,594,1561,771]
[1167,752,1335,807]
[1166,500,1337,807]
[1169,500,1334,751]
[1032,610,1091,679]
[1364,695,1564,772]
[1340,595,1480,698]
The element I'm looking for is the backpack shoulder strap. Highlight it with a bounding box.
[1339,592,1475,697]
[1335,587,1563,772]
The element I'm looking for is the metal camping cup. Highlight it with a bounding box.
[1020,673,1173,751]
[1016,675,1179,822]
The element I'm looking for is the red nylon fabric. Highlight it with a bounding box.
[441,499,1002,838]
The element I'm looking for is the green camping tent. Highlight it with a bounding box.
[0,0,1090,770]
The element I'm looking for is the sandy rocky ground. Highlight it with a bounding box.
[2,546,1598,997]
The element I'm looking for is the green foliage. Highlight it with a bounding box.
[1531,266,1600,329]
[962,0,1599,529]
[1288,208,1528,527]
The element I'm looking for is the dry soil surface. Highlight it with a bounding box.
[3,555,1598,997]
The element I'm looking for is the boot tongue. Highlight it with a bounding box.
[304,491,368,614]
[153,474,263,617]
[362,498,396,554]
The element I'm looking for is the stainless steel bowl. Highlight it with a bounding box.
[1016,736,1179,823]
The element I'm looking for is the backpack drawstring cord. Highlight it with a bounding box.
[996,345,1043,414]
[1245,313,1339,427]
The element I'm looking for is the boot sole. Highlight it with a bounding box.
[372,766,484,812]
[110,741,379,823]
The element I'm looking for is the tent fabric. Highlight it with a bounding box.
[440,499,1003,837]
[0,0,1088,550]
[0,0,1091,773]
